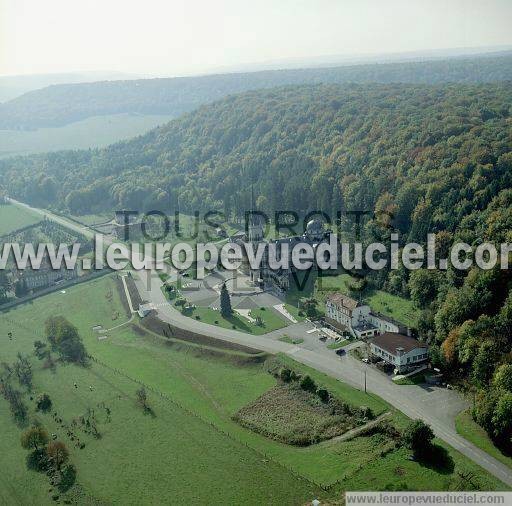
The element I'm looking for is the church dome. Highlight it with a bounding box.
[305,219,324,240]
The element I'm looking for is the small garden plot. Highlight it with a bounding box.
[233,383,373,446]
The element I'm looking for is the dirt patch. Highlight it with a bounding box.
[124,275,143,308]
[233,383,371,446]
[114,275,132,317]
[140,313,264,355]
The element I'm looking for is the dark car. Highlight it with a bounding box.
[335,348,346,356]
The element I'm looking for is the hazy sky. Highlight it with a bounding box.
[1,0,511,77]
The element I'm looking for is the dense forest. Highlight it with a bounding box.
[2,80,512,450]
[1,52,512,129]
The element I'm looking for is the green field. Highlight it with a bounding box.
[0,203,41,236]
[182,305,287,335]
[456,411,512,470]
[0,114,175,158]
[0,276,319,504]
[0,275,507,504]
[69,213,113,226]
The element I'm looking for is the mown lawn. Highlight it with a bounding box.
[182,305,287,335]
[284,303,306,322]
[0,275,507,501]
[0,203,41,236]
[394,373,426,385]
[327,339,349,350]
[456,410,512,470]
[279,335,304,345]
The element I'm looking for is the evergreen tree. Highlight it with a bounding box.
[14,277,27,298]
[220,283,232,318]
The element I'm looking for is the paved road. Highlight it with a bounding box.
[9,198,512,488]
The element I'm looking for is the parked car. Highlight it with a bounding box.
[335,348,346,356]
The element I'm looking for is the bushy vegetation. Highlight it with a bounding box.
[0,82,510,222]
[234,364,375,446]
[233,383,373,446]
[44,316,88,365]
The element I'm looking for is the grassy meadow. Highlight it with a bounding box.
[0,275,507,505]
[0,114,174,158]
[0,275,319,504]
[0,203,41,236]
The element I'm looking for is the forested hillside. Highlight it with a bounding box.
[1,82,510,224]
[2,80,512,450]
[1,53,512,129]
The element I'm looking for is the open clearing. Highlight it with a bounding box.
[0,275,507,504]
[0,275,318,504]
[0,114,174,158]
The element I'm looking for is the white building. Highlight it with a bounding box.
[325,293,370,330]
[325,292,408,338]
[368,312,406,334]
[369,333,429,373]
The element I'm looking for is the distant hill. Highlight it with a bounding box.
[1,53,511,130]
[0,71,140,103]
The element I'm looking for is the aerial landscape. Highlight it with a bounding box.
[1,1,512,505]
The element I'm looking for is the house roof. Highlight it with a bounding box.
[370,311,406,329]
[326,292,360,311]
[370,333,428,355]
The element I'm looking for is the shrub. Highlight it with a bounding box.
[359,406,374,420]
[317,388,329,403]
[279,368,292,383]
[46,441,69,470]
[21,426,49,451]
[44,316,87,365]
[36,393,52,413]
[402,420,434,456]
[57,464,77,492]
[26,448,49,473]
[300,375,316,393]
